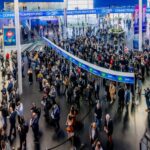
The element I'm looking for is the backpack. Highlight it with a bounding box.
[7,82,13,92]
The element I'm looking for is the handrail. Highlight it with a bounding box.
[43,37,135,84]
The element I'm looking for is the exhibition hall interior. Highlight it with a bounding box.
[0,0,150,150]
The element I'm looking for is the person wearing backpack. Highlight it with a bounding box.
[7,79,13,95]
[124,86,131,111]
[144,88,150,112]
[0,101,9,130]
[1,84,7,102]
[18,117,29,150]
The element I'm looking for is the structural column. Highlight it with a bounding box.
[139,0,143,51]
[64,0,68,40]
[14,0,23,95]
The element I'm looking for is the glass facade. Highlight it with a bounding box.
[67,0,93,9]
[94,0,147,8]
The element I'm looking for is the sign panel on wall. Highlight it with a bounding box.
[3,28,16,46]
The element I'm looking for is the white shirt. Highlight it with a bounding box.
[16,103,24,117]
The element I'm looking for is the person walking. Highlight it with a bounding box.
[109,82,116,104]
[144,88,150,112]
[137,71,142,95]
[27,68,33,85]
[30,112,39,142]
[50,103,60,132]
[0,101,8,130]
[94,102,102,129]
[89,122,99,150]
[18,117,29,150]
[8,106,17,141]
[118,85,125,111]
[124,86,131,111]
[104,114,113,144]
[16,101,24,125]
[37,71,43,91]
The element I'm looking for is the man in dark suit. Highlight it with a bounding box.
[50,103,60,132]
[118,85,125,111]
[104,114,113,144]
[8,106,17,141]
[30,112,39,142]
[18,117,29,150]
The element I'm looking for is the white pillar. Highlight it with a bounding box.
[139,0,143,51]
[64,0,68,39]
[14,0,23,95]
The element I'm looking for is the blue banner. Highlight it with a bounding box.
[94,0,147,7]
[43,37,135,84]
[134,5,147,34]
[0,7,150,19]
[3,28,16,46]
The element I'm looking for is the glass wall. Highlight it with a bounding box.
[67,0,93,10]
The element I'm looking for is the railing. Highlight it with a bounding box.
[42,37,135,84]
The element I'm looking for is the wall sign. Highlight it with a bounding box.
[3,28,16,46]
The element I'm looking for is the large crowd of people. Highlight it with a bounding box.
[0,20,149,150]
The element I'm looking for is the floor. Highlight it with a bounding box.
[8,54,150,150]
[1,27,149,150]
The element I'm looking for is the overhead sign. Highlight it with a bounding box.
[3,28,16,46]
[0,7,150,19]
[43,37,135,84]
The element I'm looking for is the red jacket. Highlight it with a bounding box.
[6,53,10,60]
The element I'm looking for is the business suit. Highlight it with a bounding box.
[104,118,113,143]
[9,111,17,140]
[30,115,39,142]
[118,87,125,110]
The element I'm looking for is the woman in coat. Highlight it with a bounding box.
[109,82,116,104]
[104,114,113,144]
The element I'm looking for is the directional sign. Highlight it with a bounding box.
[0,7,150,19]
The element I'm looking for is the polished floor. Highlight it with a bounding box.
[7,54,149,150]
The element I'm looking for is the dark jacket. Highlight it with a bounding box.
[118,88,125,101]
[89,127,99,142]
[104,119,113,136]
[30,116,39,132]
[94,107,102,119]
[9,111,17,125]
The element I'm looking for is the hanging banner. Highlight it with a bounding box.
[0,8,150,19]
[3,28,16,46]
[43,37,135,84]
[134,5,139,34]
[142,5,147,33]
[134,5,147,34]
